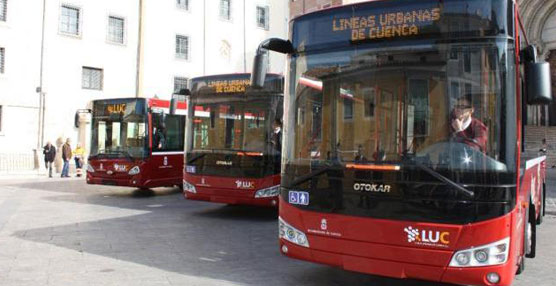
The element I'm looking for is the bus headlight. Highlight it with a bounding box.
[183,180,196,193]
[449,237,509,267]
[255,185,280,198]
[86,164,95,173]
[279,216,309,248]
[128,166,140,175]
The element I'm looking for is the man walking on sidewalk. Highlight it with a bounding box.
[61,138,72,178]
[43,142,56,178]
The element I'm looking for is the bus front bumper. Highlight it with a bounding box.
[279,239,515,286]
[86,173,143,187]
[184,189,278,207]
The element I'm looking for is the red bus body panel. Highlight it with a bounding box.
[278,156,546,286]
[86,153,183,188]
[86,97,186,189]
[183,173,280,207]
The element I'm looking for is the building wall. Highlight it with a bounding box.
[0,0,43,156]
[0,0,288,171]
[41,0,140,150]
[290,0,343,18]
[143,0,288,99]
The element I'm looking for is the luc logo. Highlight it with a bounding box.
[404,226,450,246]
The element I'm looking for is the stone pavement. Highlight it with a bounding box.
[0,176,555,286]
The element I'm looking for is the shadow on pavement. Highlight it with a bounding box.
[10,180,457,286]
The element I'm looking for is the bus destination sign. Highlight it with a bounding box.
[333,7,441,42]
[207,79,251,93]
[106,103,126,114]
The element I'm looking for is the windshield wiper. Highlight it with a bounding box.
[288,166,340,188]
[409,159,474,198]
[187,153,206,164]
[104,150,134,161]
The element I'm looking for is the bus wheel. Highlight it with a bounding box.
[516,255,525,275]
[526,204,537,258]
[517,208,529,275]
[537,184,545,225]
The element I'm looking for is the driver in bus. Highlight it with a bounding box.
[450,95,488,152]
[155,124,167,150]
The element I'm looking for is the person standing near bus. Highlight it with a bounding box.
[73,143,86,177]
[43,142,56,178]
[61,138,72,178]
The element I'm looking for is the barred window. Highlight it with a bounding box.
[177,0,189,10]
[0,48,4,74]
[108,16,125,44]
[82,67,103,90]
[175,35,189,59]
[0,0,7,22]
[60,5,80,35]
[220,0,231,20]
[256,6,269,30]
[174,77,189,94]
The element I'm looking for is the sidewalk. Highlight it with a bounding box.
[0,169,84,181]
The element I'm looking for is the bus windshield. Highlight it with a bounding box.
[283,40,517,224]
[190,95,283,155]
[289,41,515,173]
[90,99,148,160]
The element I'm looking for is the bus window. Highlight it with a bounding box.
[152,113,185,152]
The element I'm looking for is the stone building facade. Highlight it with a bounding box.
[518,0,556,166]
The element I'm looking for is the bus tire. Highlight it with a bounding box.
[517,207,530,275]
[526,203,537,258]
[516,255,525,275]
[537,184,545,225]
[542,183,546,217]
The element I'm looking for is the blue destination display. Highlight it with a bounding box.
[292,0,509,53]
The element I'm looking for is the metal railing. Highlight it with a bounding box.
[0,153,36,172]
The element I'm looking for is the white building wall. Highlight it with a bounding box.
[0,0,43,155]
[41,0,139,147]
[142,0,288,99]
[0,0,288,171]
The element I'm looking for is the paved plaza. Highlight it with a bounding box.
[0,177,555,286]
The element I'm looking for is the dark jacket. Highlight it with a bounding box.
[43,145,56,163]
[62,143,72,161]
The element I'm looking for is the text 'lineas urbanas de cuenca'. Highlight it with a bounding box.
[332,8,441,41]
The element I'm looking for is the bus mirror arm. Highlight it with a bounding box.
[251,38,294,89]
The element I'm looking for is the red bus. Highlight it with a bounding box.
[87,97,186,189]
[252,0,552,285]
[182,74,284,207]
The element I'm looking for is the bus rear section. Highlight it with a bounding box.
[183,74,283,207]
[87,97,186,189]
[255,0,550,285]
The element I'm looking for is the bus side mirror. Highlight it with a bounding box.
[251,38,294,89]
[525,61,552,105]
[251,52,269,89]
